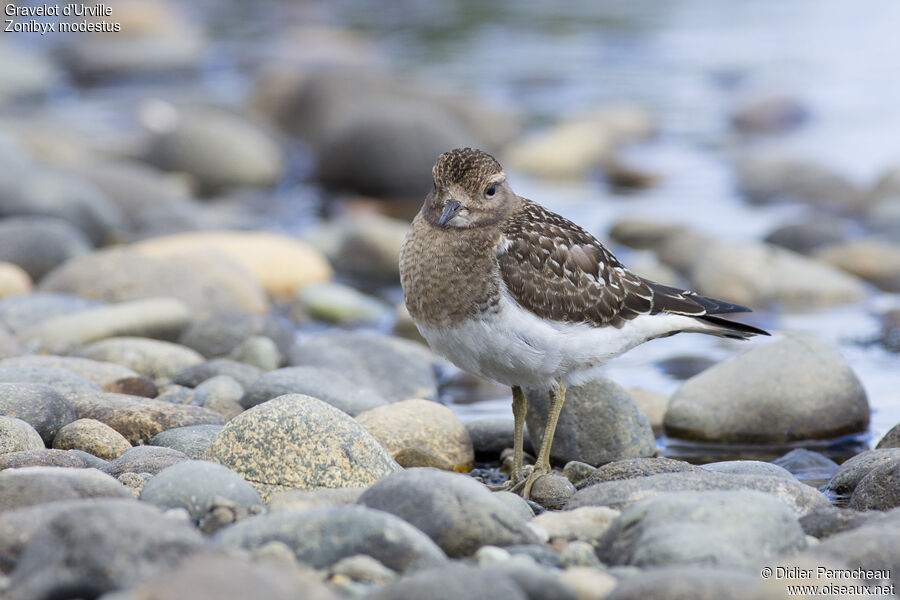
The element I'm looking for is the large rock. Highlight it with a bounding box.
[0,382,75,445]
[664,334,869,444]
[6,499,205,600]
[289,332,440,403]
[568,470,831,517]
[0,466,131,510]
[133,230,332,299]
[0,216,91,280]
[356,399,475,471]
[240,366,387,415]
[524,378,656,467]
[68,392,226,445]
[139,460,261,520]
[52,418,132,459]
[878,423,900,449]
[0,416,44,454]
[827,449,900,497]
[358,468,540,557]
[206,394,399,500]
[16,297,191,354]
[39,247,268,315]
[816,240,900,292]
[850,459,900,511]
[144,108,284,194]
[214,504,446,572]
[597,491,806,568]
[75,336,204,380]
[802,518,900,588]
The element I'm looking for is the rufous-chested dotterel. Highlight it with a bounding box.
[400,147,768,498]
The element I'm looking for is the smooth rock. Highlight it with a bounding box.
[293,282,389,324]
[330,553,397,585]
[192,375,244,419]
[39,247,268,315]
[0,292,102,332]
[626,387,667,434]
[173,359,263,389]
[597,490,806,568]
[103,376,159,398]
[267,486,365,514]
[372,563,527,600]
[149,424,223,459]
[828,449,900,497]
[803,521,900,588]
[178,311,294,358]
[0,324,17,358]
[580,457,701,488]
[101,446,190,478]
[0,449,85,470]
[145,108,284,194]
[0,466,131,510]
[773,449,839,481]
[0,355,139,387]
[358,468,540,557]
[532,505,620,544]
[690,241,866,310]
[764,220,847,255]
[491,491,535,523]
[214,504,447,572]
[206,394,400,500]
[120,553,338,600]
[17,297,191,355]
[356,399,475,471]
[227,335,282,371]
[289,332,440,403]
[559,567,617,600]
[529,474,577,510]
[569,470,831,516]
[558,541,603,568]
[816,240,900,292]
[0,416,45,454]
[133,230,332,298]
[800,505,877,539]
[878,423,900,449]
[0,382,75,444]
[140,460,261,520]
[731,95,809,134]
[849,458,900,510]
[665,334,869,443]
[701,460,794,479]
[306,214,409,284]
[75,336,204,380]
[240,365,387,415]
[52,418,131,460]
[480,562,578,600]
[68,392,226,445]
[0,364,101,396]
[524,378,656,467]
[6,499,205,600]
[0,217,91,281]
[466,417,533,458]
[605,566,783,600]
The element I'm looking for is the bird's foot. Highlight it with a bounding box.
[509,464,550,500]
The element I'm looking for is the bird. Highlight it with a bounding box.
[399,147,769,498]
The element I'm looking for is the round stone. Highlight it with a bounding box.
[52,418,132,460]
[140,460,262,520]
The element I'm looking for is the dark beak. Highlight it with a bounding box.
[437,199,462,227]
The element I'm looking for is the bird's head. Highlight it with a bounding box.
[424,148,517,229]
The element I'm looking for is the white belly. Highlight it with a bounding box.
[416,293,704,390]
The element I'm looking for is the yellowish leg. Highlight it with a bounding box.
[521,381,566,499]
[511,385,527,485]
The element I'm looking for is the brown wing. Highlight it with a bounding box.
[497,200,730,328]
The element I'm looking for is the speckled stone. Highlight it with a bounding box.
[140,460,262,521]
[0,467,131,510]
[240,366,387,415]
[0,365,100,396]
[67,392,226,445]
[149,424,223,459]
[0,382,76,445]
[0,356,138,388]
[75,336,204,380]
[0,449,86,470]
[52,418,131,460]
[532,506,620,543]
[527,474,576,510]
[356,399,474,471]
[173,359,263,389]
[206,394,400,500]
[101,446,191,478]
[0,416,44,454]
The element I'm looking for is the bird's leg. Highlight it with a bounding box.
[520,380,566,499]
[510,385,527,485]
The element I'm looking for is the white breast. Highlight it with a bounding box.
[416,291,707,391]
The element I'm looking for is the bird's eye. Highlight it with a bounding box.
[485,184,497,197]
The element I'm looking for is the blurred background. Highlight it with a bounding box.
[2,0,899,457]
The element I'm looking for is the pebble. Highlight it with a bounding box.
[133,230,332,299]
[799,505,875,539]
[568,470,831,517]
[240,365,387,415]
[532,506,620,543]
[0,355,139,387]
[0,217,91,281]
[597,490,806,568]
[227,335,282,371]
[827,448,900,496]
[0,467,131,510]
[101,446,191,478]
[75,336,204,380]
[0,382,75,445]
[214,504,447,572]
[52,418,132,459]
[701,460,794,479]
[816,240,900,292]
[524,378,656,467]
[173,358,263,389]
[356,399,475,471]
[103,376,159,398]
[289,331,440,403]
[580,457,701,487]
[293,282,389,325]
[528,473,577,509]
[0,43,60,102]
[664,334,869,444]
[559,540,602,568]
[358,468,540,558]
[178,312,294,358]
[16,298,192,355]
[559,567,617,600]
[371,563,527,600]
[0,292,101,333]
[149,424,223,459]
[801,519,900,590]
[763,220,847,255]
[139,460,262,521]
[0,449,86,470]
[39,247,268,316]
[490,491,535,523]
[144,107,285,194]
[877,423,900,449]
[206,394,400,500]
[68,392,226,445]
[0,416,44,454]
[0,364,101,396]
[5,498,205,600]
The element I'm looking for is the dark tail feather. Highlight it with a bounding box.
[696,314,770,340]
